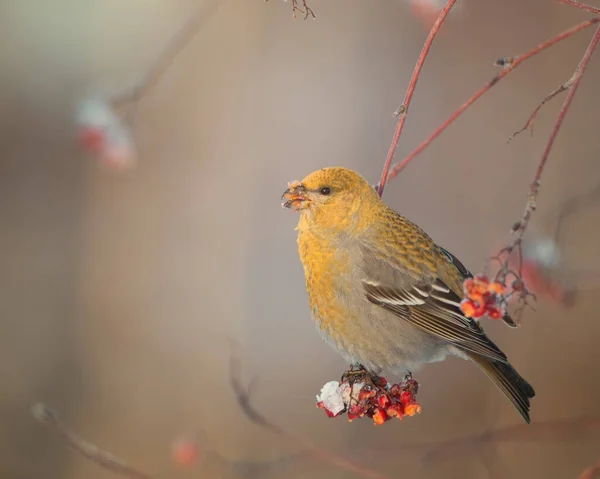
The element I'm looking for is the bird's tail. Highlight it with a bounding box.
[466,352,536,423]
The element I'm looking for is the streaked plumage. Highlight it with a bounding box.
[282,167,535,423]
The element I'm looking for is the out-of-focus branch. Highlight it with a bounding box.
[558,0,600,15]
[377,0,457,197]
[381,16,600,185]
[31,403,155,479]
[228,345,392,479]
[111,0,224,111]
[554,180,600,244]
[229,354,600,475]
[377,416,600,460]
[577,459,600,479]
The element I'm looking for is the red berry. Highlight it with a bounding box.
[373,408,387,425]
[400,391,412,407]
[172,438,202,468]
[386,403,404,419]
[378,394,391,408]
[358,387,375,401]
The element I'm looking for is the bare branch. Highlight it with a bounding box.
[381,17,600,185]
[577,459,600,479]
[507,83,569,142]
[265,0,315,19]
[111,0,223,113]
[228,343,392,479]
[558,0,600,15]
[31,403,155,479]
[512,23,600,242]
[377,0,457,197]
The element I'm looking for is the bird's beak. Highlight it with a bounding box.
[281,181,310,211]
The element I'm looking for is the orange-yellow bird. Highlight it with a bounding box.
[282,167,535,423]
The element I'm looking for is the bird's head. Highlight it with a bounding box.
[281,167,381,235]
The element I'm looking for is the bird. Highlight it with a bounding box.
[281,167,535,423]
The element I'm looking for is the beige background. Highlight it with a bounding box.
[1,0,599,478]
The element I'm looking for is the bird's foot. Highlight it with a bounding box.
[341,364,387,392]
[340,363,369,383]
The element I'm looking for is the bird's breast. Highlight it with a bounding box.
[296,228,449,374]
[297,231,354,327]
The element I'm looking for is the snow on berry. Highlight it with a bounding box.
[316,369,421,425]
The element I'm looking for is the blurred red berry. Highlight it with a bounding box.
[171,438,202,468]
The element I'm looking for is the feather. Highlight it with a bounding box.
[360,244,509,363]
[467,352,535,423]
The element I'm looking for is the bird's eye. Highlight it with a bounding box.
[320,187,331,195]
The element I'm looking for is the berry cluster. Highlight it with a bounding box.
[316,372,421,425]
[460,274,506,320]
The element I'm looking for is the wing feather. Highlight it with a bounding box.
[360,245,509,364]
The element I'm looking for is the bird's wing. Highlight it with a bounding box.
[360,244,509,363]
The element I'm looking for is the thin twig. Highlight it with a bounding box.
[291,0,316,19]
[507,83,569,142]
[31,403,155,479]
[558,0,600,15]
[228,345,392,479]
[264,0,315,19]
[512,23,600,241]
[377,0,457,197]
[381,17,600,185]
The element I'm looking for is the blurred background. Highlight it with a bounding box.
[1,0,600,478]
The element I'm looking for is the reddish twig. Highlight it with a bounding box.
[228,345,392,479]
[31,403,155,479]
[377,0,457,197]
[381,17,600,185]
[482,22,600,315]
[512,23,600,241]
[578,459,600,479]
[558,0,600,15]
[507,83,569,142]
